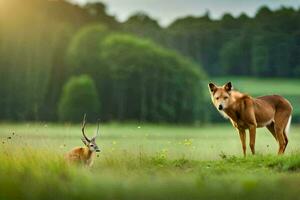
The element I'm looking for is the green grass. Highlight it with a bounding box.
[1,123,300,200]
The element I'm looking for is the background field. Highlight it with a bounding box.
[2,122,300,159]
[1,123,300,200]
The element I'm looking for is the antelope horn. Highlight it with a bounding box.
[82,114,90,142]
[93,118,100,139]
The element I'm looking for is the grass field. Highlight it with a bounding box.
[1,123,300,200]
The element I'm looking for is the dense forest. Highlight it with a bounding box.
[0,0,299,123]
[124,8,300,77]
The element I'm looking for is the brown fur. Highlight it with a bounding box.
[209,82,293,156]
[65,114,100,166]
[65,146,95,166]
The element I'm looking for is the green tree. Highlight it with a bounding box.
[58,75,100,122]
[122,12,163,42]
[251,35,269,76]
[100,34,206,122]
[0,0,119,121]
[220,33,252,75]
[66,24,108,75]
[66,24,112,120]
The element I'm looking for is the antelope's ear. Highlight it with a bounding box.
[81,138,89,146]
[223,82,232,92]
[208,83,217,93]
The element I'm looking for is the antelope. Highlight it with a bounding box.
[65,114,101,166]
[208,82,293,156]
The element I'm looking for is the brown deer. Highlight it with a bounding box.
[65,114,101,166]
[208,82,293,156]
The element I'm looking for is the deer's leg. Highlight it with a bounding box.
[283,130,289,153]
[266,122,277,141]
[249,126,256,155]
[237,129,246,157]
[267,120,290,154]
[274,111,291,155]
[274,126,285,155]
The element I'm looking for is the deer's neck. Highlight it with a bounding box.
[83,147,94,159]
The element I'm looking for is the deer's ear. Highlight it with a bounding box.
[223,82,232,92]
[81,138,89,146]
[208,83,217,93]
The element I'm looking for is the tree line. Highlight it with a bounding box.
[0,0,204,123]
[0,0,299,123]
[123,7,300,77]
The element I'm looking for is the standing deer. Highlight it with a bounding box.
[208,82,292,156]
[65,114,101,166]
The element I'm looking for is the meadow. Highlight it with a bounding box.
[1,123,300,200]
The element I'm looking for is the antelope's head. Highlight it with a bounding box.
[81,114,101,153]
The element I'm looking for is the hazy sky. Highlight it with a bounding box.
[69,0,300,26]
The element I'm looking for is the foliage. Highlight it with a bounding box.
[124,6,300,77]
[98,34,205,122]
[0,0,116,121]
[122,12,163,43]
[66,24,109,75]
[58,75,99,122]
[66,31,206,122]
[0,0,300,123]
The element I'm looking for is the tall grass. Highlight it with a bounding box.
[1,146,300,200]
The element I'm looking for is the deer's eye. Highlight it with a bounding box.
[224,97,228,100]
[216,97,220,100]
[90,144,94,147]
